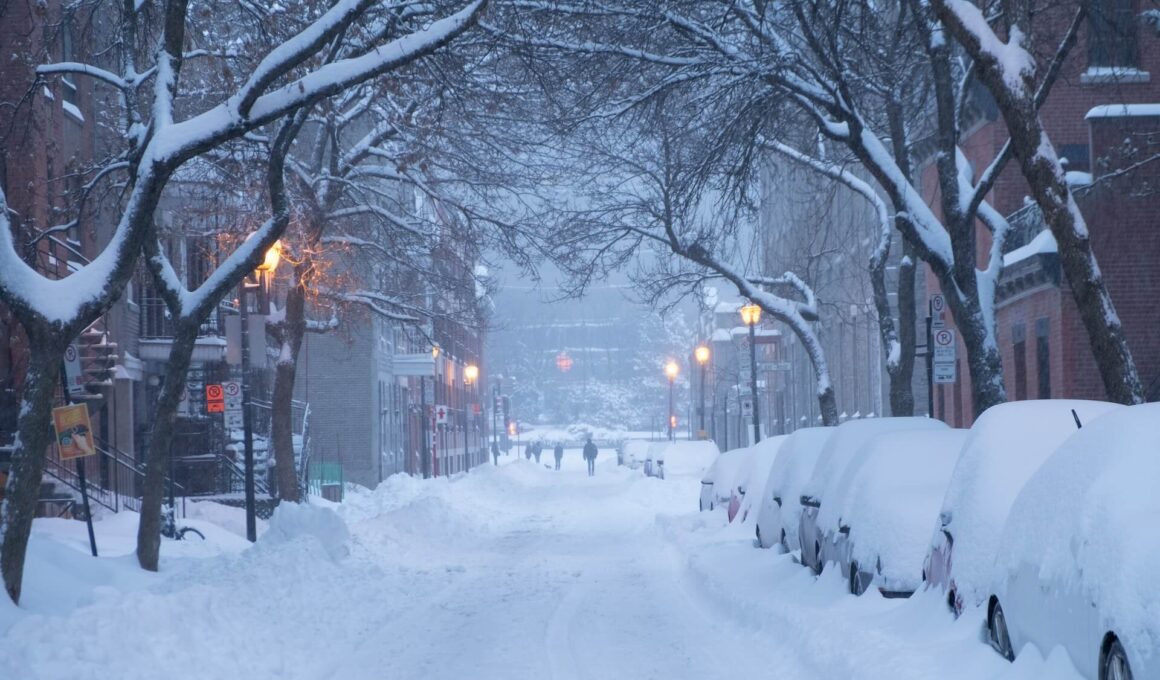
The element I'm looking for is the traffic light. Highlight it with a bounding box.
[78,329,117,394]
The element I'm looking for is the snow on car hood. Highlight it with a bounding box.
[837,429,966,585]
[936,399,1122,608]
[995,403,1160,658]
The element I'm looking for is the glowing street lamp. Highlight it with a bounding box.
[740,302,762,444]
[464,363,479,385]
[241,239,281,542]
[694,345,710,436]
[665,360,679,441]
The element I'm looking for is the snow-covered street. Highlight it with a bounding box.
[0,448,1084,680]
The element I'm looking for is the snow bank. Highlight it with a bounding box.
[935,399,1121,609]
[260,502,350,561]
[995,403,1160,673]
[837,429,967,592]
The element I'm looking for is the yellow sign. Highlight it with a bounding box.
[52,403,96,460]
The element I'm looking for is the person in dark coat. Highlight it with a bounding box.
[525,443,533,460]
[553,443,564,470]
[582,436,598,477]
[532,441,543,464]
[491,442,500,466]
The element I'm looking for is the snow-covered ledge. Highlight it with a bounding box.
[1086,103,1160,119]
[1080,66,1151,85]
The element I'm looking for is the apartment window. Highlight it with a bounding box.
[1089,0,1138,69]
[1036,318,1051,399]
[1013,324,1027,401]
[60,11,78,106]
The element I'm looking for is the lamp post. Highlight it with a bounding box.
[694,345,710,437]
[241,239,281,543]
[465,363,478,468]
[740,302,762,444]
[664,359,679,441]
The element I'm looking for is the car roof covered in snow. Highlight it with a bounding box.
[834,429,967,581]
[994,403,1160,668]
[654,440,719,476]
[701,447,753,490]
[735,436,789,520]
[801,417,947,504]
[935,399,1122,607]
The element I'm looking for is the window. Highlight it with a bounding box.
[1089,0,1138,69]
[1013,324,1027,401]
[1036,319,1051,399]
[60,11,78,106]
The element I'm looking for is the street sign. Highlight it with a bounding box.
[207,401,226,413]
[740,397,754,417]
[52,403,96,460]
[933,329,956,362]
[206,384,224,402]
[435,404,449,425]
[62,344,85,397]
[222,381,243,413]
[225,412,244,429]
[933,328,956,384]
[472,403,482,416]
[930,294,947,329]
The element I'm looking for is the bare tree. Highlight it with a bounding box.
[0,0,485,602]
[930,0,1143,404]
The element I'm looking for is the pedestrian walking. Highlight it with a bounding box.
[525,443,533,460]
[532,441,543,464]
[553,442,564,470]
[491,442,500,466]
[582,436,598,477]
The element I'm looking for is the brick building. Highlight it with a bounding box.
[923,1,1160,426]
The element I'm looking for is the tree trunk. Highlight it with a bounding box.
[932,0,1142,405]
[892,244,917,416]
[136,321,198,572]
[270,266,308,502]
[799,324,839,426]
[1,335,67,603]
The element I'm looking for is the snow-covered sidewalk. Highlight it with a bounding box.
[1,451,1081,679]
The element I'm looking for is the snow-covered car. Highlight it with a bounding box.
[753,428,832,551]
[622,440,650,470]
[730,435,788,527]
[923,399,1122,616]
[984,403,1160,680]
[643,443,665,479]
[699,447,751,512]
[798,417,947,575]
[828,428,967,597]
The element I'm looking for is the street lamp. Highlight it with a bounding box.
[694,345,710,437]
[241,239,281,543]
[740,302,762,444]
[665,359,679,441]
[464,363,477,469]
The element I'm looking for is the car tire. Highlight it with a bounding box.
[1101,637,1133,680]
[779,528,787,552]
[813,541,823,575]
[755,525,763,547]
[988,599,1014,661]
